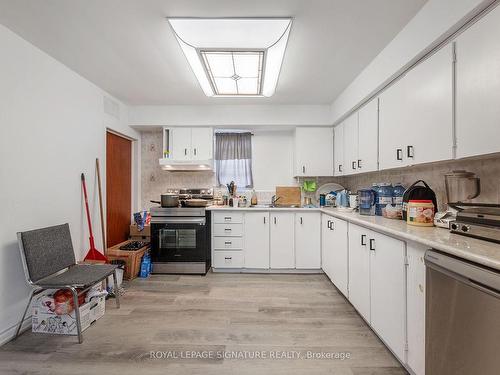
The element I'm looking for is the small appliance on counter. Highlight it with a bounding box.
[449,203,500,243]
[434,170,481,228]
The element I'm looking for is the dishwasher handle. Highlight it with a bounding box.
[425,250,500,298]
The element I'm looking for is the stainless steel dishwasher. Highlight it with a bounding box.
[425,250,500,375]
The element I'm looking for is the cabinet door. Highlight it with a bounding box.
[369,232,406,362]
[343,113,359,175]
[379,77,408,170]
[357,98,379,173]
[321,214,334,278]
[295,127,334,176]
[407,242,426,375]
[403,44,453,165]
[328,217,349,297]
[348,224,371,322]
[191,127,213,160]
[295,212,321,269]
[333,123,344,176]
[244,212,270,269]
[270,212,295,268]
[171,128,192,161]
[456,5,500,158]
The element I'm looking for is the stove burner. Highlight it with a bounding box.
[119,241,150,251]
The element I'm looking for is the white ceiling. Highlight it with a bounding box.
[0,0,427,105]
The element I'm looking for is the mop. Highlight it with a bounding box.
[82,173,108,262]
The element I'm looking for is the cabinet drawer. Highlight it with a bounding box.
[213,223,243,237]
[214,237,243,250]
[213,212,243,224]
[213,251,244,268]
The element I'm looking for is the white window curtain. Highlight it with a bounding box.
[215,132,253,188]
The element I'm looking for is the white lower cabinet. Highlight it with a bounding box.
[321,214,348,297]
[295,212,321,269]
[406,242,426,375]
[369,230,406,362]
[270,212,295,268]
[348,224,372,322]
[213,251,244,268]
[244,212,270,269]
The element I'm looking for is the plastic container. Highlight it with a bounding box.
[393,183,406,205]
[383,183,406,219]
[376,183,393,216]
[407,200,435,226]
[358,189,376,216]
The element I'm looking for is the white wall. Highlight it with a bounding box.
[129,104,332,127]
[330,0,493,124]
[0,24,139,345]
[251,131,297,190]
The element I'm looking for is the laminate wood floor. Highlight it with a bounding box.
[0,272,407,375]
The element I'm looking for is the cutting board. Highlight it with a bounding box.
[275,186,302,206]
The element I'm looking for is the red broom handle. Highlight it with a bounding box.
[81,173,96,248]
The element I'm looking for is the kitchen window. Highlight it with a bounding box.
[215,132,253,188]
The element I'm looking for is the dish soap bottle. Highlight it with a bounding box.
[251,189,258,206]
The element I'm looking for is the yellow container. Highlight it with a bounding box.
[407,200,435,227]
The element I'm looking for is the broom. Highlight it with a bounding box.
[82,173,107,262]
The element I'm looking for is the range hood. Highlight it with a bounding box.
[159,158,214,171]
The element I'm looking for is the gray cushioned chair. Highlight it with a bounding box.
[15,223,120,343]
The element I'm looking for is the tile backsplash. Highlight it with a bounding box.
[337,155,500,211]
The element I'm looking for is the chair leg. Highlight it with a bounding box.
[112,270,120,309]
[69,287,83,344]
[14,289,35,340]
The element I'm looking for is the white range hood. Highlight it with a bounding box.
[159,158,214,171]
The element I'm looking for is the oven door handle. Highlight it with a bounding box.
[151,217,206,225]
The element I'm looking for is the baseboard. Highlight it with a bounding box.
[212,268,324,274]
[0,316,32,347]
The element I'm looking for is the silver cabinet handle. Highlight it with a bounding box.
[224,217,232,221]
[330,220,335,231]
[224,257,232,260]
[327,220,331,229]
[357,159,362,169]
[274,217,277,225]
[184,148,188,156]
[224,228,232,232]
[263,216,266,224]
[361,234,367,246]
[407,145,414,158]
[352,161,357,170]
[194,148,197,156]
[369,239,376,251]
[300,217,303,225]
[339,164,343,172]
[302,166,306,174]
[224,241,232,245]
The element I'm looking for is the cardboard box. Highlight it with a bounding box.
[31,289,105,335]
[107,240,148,280]
[129,224,150,238]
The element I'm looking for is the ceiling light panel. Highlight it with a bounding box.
[168,18,292,97]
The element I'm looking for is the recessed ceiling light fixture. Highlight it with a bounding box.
[168,18,292,97]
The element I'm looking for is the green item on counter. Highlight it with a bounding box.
[302,180,317,192]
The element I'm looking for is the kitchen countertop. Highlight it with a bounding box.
[208,205,500,270]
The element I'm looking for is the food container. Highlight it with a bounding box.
[382,204,402,219]
[407,200,435,226]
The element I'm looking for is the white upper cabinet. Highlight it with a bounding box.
[270,212,295,269]
[191,127,213,160]
[369,231,406,362]
[294,127,334,176]
[357,98,379,173]
[379,44,453,169]
[333,123,344,176]
[168,127,213,162]
[295,212,321,269]
[244,212,270,269]
[171,127,193,161]
[455,5,500,159]
[343,113,359,175]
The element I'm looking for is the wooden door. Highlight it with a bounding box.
[106,131,132,248]
[295,212,321,269]
[270,212,295,268]
[244,212,270,269]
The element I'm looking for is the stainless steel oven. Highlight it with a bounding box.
[425,250,500,375]
[150,207,210,274]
